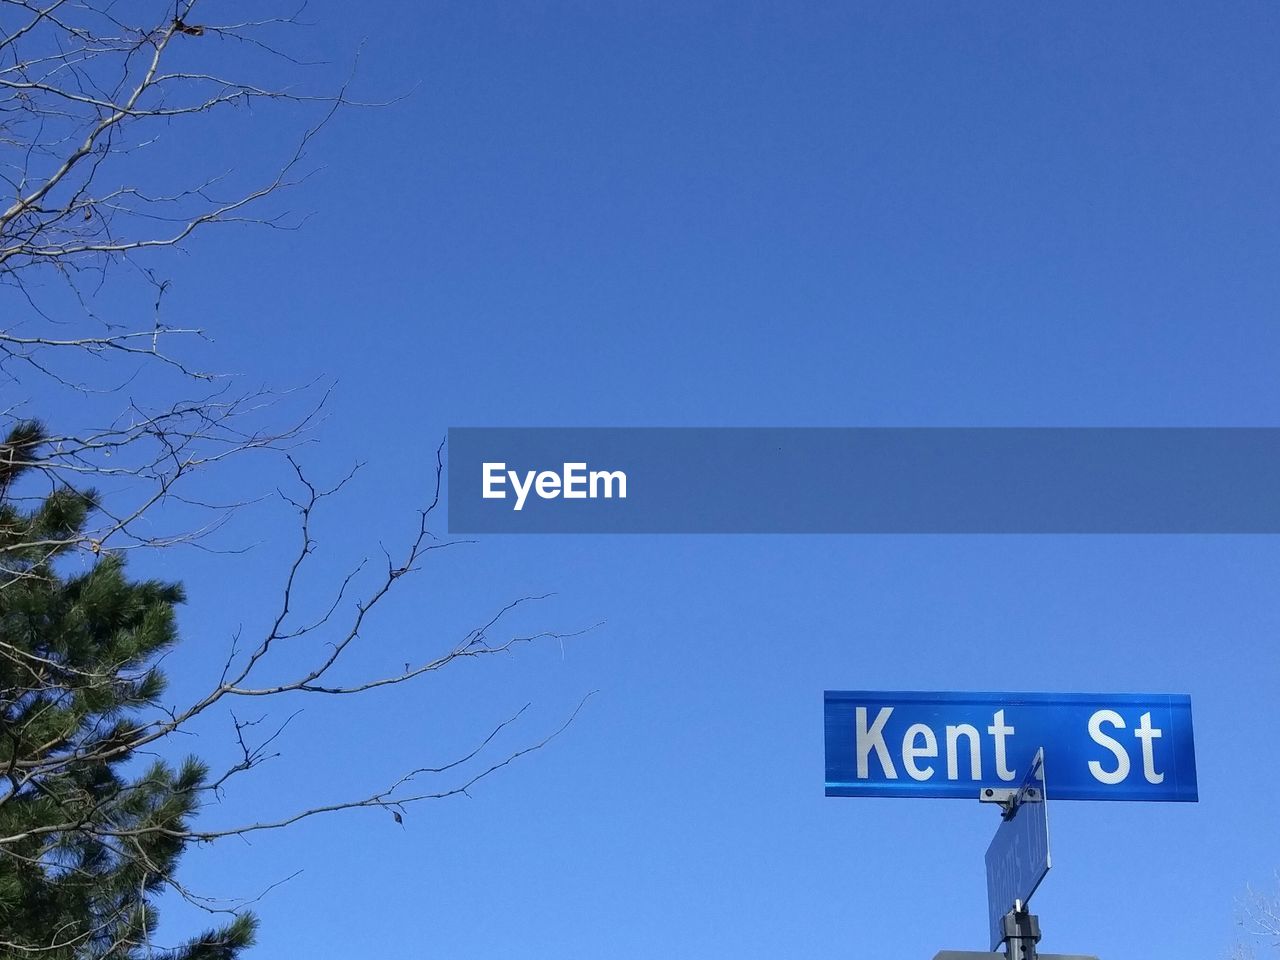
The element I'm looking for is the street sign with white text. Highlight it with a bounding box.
[985,750,1050,949]
[824,691,1197,802]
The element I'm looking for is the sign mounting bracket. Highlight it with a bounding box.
[979,786,1020,819]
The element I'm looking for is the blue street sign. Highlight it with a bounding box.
[824,691,1197,802]
[985,749,1050,949]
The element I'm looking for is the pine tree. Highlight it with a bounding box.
[0,421,256,959]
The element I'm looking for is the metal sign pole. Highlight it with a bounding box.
[999,903,1041,960]
[984,749,1050,951]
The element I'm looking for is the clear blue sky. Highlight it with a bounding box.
[118,2,1280,957]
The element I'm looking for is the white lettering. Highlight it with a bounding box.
[590,469,627,499]
[485,463,627,510]
[856,706,897,780]
[945,723,982,781]
[562,462,588,498]
[1134,711,1164,784]
[535,470,561,499]
[482,463,507,499]
[987,710,1016,782]
[1087,709,1130,784]
[902,723,938,781]
[509,469,536,512]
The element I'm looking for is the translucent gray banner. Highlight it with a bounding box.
[447,428,1280,533]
